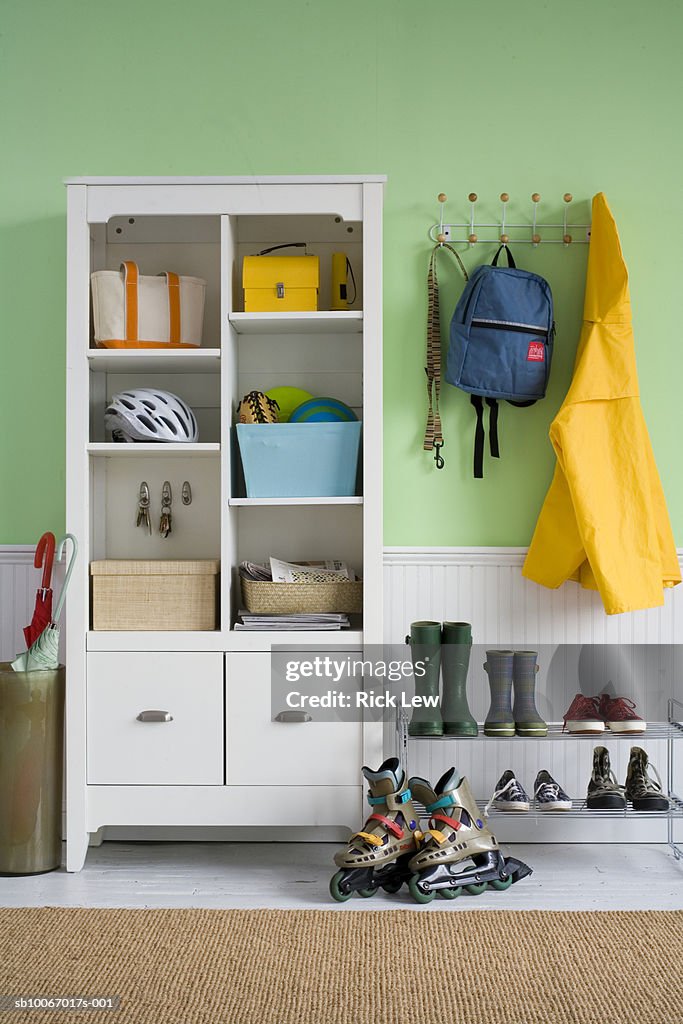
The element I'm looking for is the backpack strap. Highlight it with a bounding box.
[491,244,516,268]
[425,243,468,470]
[487,398,500,458]
[471,396,485,479]
[470,396,501,478]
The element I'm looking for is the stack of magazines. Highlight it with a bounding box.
[236,557,356,631]
[234,613,350,631]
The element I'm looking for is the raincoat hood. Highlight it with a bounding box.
[522,193,680,615]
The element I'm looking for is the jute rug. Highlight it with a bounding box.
[1,908,682,1023]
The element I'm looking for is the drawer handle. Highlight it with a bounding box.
[136,710,173,723]
[275,710,312,724]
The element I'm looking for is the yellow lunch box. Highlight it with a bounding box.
[242,243,319,312]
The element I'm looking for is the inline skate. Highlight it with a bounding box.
[330,757,422,902]
[407,766,532,903]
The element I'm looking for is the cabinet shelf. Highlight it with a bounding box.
[87,631,225,653]
[87,443,220,457]
[476,796,683,821]
[229,496,363,507]
[87,348,221,373]
[229,311,363,334]
[405,722,683,741]
[87,629,365,652]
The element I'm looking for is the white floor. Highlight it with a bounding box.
[1,842,682,910]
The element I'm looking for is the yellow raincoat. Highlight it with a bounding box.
[522,193,680,614]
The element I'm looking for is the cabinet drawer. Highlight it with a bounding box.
[87,652,224,785]
[226,652,362,787]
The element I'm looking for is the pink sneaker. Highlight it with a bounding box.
[562,694,604,734]
[598,694,646,733]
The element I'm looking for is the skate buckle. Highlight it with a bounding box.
[369,814,404,839]
[432,813,462,832]
[425,794,456,814]
[354,831,384,847]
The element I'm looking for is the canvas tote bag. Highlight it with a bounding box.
[91,260,206,348]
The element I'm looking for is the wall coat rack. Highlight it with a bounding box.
[430,192,591,247]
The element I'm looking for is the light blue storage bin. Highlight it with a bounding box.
[236,422,362,498]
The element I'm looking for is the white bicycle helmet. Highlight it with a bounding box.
[105,389,199,443]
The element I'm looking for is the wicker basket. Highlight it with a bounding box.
[240,578,362,614]
[91,560,219,631]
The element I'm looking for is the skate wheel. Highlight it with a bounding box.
[358,887,377,898]
[408,874,435,904]
[329,870,353,903]
[437,887,461,900]
[465,882,488,895]
[489,875,513,891]
[381,878,404,894]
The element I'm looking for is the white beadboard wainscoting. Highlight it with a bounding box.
[385,547,683,845]
[384,548,683,646]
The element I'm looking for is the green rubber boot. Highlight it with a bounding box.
[512,651,548,737]
[483,650,515,737]
[406,621,443,737]
[441,622,477,736]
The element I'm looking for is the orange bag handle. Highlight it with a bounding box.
[120,262,181,344]
[159,271,181,345]
[120,260,139,342]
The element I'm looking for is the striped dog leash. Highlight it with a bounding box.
[424,243,468,469]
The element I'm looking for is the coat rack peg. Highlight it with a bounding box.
[531,192,541,246]
[563,192,573,245]
[467,192,478,245]
[500,193,509,243]
[436,193,447,243]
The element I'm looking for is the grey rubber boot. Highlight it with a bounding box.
[483,650,515,737]
[441,621,477,736]
[406,621,443,737]
[512,651,548,737]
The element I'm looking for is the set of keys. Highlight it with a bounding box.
[136,482,152,534]
[136,481,180,538]
[159,481,173,538]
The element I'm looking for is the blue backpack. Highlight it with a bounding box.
[445,245,555,477]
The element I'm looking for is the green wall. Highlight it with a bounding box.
[1,0,681,545]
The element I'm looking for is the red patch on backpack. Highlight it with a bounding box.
[527,341,545,362]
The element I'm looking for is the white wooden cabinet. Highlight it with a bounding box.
[65,176,384,871]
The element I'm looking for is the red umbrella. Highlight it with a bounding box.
[23,532,55,646]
